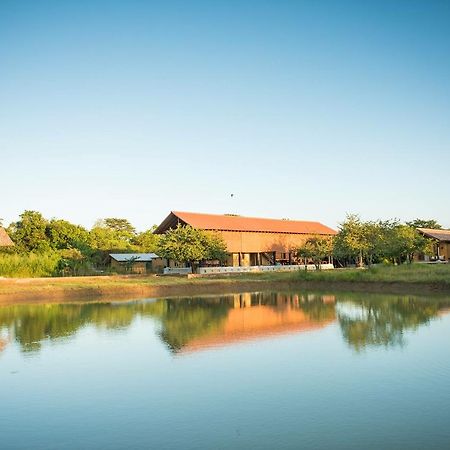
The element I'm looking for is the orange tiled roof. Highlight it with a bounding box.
[155,211,336,235]
[0,228,14,247]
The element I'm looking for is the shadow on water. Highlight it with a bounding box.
[0,291,449,354]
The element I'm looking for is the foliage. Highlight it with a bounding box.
[88,226,134,251]
[46,219,90,252]
[333,214,439,266]
[296,236,333,269]
[201,231,228,262]
[132,227,160,253]
[406,219,442,230]
[157,224,228,267]
[100,218,136,241]
[0,252,61,277]
[8,211,51,253]
[333,214,371,266]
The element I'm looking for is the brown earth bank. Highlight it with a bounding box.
[0,274,449,306]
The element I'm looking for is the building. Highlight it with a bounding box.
[416,228,450,261]
[0,228,14,248]
[109,253,163,274]
[154,211,337,267]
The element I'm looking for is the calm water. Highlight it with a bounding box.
[1,291,450,450]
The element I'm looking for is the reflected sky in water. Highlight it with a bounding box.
[1,291,450,449]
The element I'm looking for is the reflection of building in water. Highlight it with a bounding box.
[0,337,8,352]
[180,293,336,353]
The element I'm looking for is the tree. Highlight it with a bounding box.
[296,236,333,269]
[156,225,228,270]
[102,218,136,240]
[46,219,90,252]
[88,226,133,251]
[201,231,228,263]
[8,210,50,253]
[333,214,371,267]
[132,226,160,253]
[406,219,442,230]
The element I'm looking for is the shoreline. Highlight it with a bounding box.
[1,273,450,305]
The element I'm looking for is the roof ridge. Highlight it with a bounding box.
[172,210,323,224]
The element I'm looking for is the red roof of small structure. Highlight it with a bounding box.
[155,211,337,235]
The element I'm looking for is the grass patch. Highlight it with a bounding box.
[0,253,61,278]
[231,263,450,286]
[1,263,450,301]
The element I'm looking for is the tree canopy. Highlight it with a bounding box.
[156,224,228,267]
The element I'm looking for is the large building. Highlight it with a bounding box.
[154,211,337,267]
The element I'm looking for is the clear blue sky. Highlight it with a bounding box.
[1,0,449,231]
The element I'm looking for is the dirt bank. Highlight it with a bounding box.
[0,274,449,306]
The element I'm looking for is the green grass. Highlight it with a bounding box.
[1,263,450,299]
[0,252,61,278]
[232,263,450,286]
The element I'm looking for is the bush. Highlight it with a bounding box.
[0,252,61,278]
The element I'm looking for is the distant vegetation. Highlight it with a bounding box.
[298,215,441,268]
[0,210,160,277]
[0,210,444,278]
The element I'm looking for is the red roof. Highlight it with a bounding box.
[155,211,337,235]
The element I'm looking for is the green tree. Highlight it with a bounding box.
[201,231,228,263]
[132,226,160,253]
[406,219,442,230]
[157,224,205,269]
[88,226,133,251]
[99,218,136,242]
[296,236,333,269]
[157,225,228,270]
[46,219,90,252]
[8,210,50,253]
[333,214,371,267]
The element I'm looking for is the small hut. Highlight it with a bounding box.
[0,228,14,248]
[109,253,162,274]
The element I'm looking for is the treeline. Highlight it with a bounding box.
[0,210,159,277]
[0,210,444,277]
[298,215,441,268]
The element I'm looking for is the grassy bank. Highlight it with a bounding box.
[1,263,450,304]
[289,263,450,285]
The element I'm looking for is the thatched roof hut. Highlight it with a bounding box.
[0,227,14,247]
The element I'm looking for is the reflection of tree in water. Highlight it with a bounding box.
[337,295,450,351]
[158,298,231,352]
[0,301,166,353]
[0,292,337,354]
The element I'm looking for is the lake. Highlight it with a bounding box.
[1,290,450,449]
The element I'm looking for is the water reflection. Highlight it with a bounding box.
[0,291,449,354]
[337,295,449,350]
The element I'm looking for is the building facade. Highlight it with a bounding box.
[154,211,337,267]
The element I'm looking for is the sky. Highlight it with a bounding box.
[1,0,450,231]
